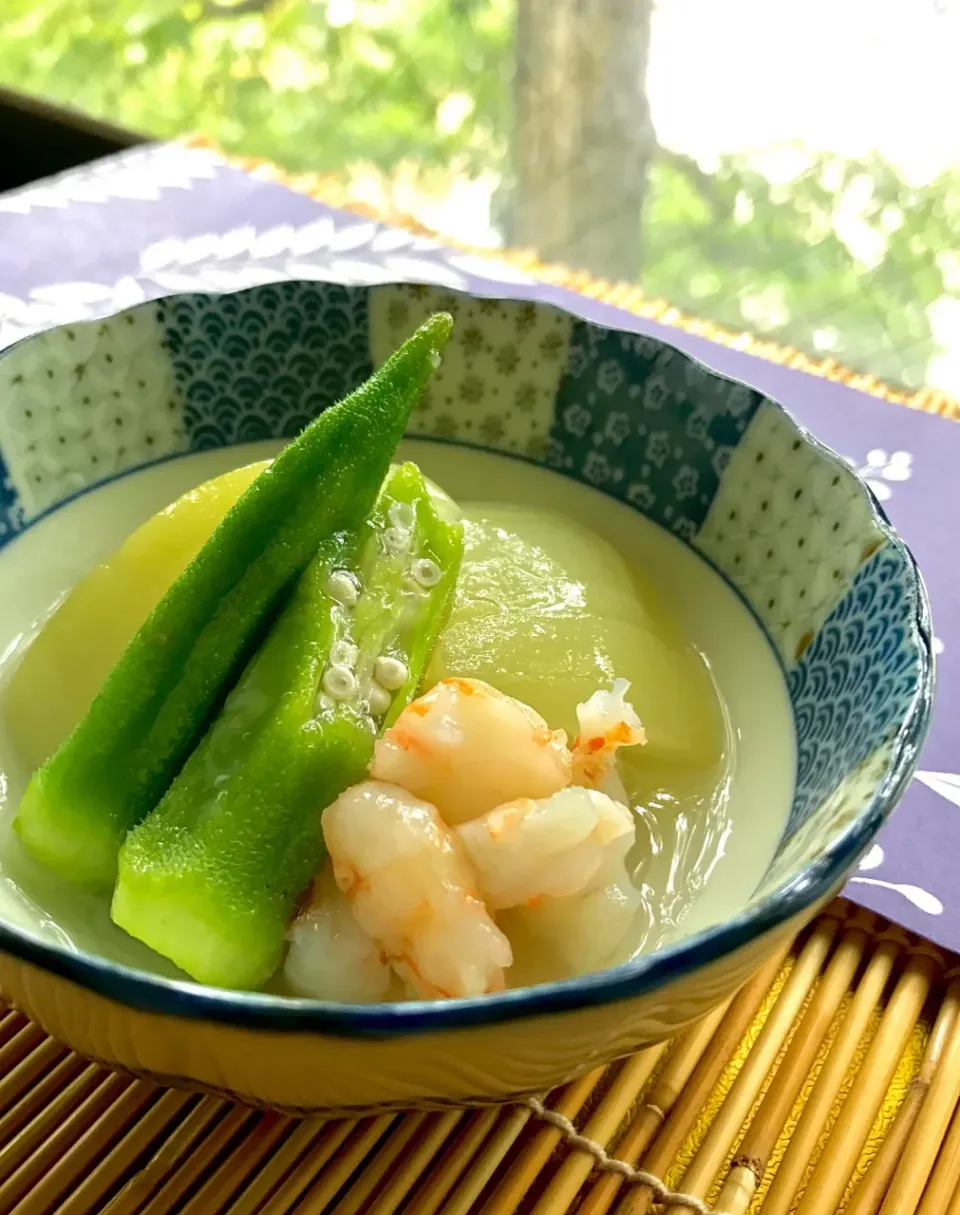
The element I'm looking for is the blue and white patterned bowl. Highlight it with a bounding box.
[0,280,933,1114]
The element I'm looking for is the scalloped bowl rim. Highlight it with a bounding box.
[0,282,936,1037]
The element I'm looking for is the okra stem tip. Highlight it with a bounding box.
[422,311,454,348]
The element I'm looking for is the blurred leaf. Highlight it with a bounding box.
[643,145,955,386]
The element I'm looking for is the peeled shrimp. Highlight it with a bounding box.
[322,779,512,999]
[457,787,635,910]
[284,864,393,1002]
[370,677,571,825]
[511,849,646,974]
[507,790,646,974]
[572,678,645,796]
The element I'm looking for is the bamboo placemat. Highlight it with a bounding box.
[1,898,960,1214]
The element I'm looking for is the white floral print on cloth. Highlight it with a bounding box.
[0,277,153,358]
[547,323,764,540]
[160,281,373,448]
[368,284,573,461]
[916,770,960,807]
[850,843,944,915]
[0,145,221,217]
[754,744,893,897]
[852,448,913,502]
[0,306,184,521]
[695,402,887,667]
[137,220,517,297]
[786,543,922,839]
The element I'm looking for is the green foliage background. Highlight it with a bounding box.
[1,0,957,391]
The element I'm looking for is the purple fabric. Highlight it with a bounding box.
[0,144,955,946]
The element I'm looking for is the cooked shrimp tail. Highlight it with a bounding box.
[572,678,645,792]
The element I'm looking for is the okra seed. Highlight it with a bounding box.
[323,665,358,700]
[383,526,412,555]
[327,570,360,606]
[374,655,408,690]
[368,684,392,716]
[412,557,442,587]
[330,640,359,668]
[388,501,416,530]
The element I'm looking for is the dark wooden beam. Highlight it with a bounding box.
[0,86,148,193]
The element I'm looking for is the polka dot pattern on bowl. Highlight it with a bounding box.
[0,308,182,522]
[694,401,886,667]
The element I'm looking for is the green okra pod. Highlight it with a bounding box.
[16,314,454,890]
[111,462,464,989]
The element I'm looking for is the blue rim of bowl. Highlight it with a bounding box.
[0,286,936,1038]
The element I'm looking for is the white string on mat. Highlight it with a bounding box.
[523,1096,714,1214]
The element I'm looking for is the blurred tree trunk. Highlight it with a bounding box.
[509,0,655,282]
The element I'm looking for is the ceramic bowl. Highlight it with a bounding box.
[0,280,933,1115]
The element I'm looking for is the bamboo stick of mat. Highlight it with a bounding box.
[917,1088,960,1215]
[0,1022,48,1081]
[761,928,904,1215]
[0,1050,85,1152]
[405,1108,501,1215]
[294,1114,399,1215]
[442,1105,532,1215]
[180,1112,293,1215]
[660,911,842,1215]
[0,1068,125,1203]
[712,911,872,1214]
[57,1088,193,1215]
[0,1025,71,1117]
[481,1066,608,1213]
[8,1078,159,1214]
[841,972,960,1215]
[0,1036,68,1123]
[529,1043,669,1214]
[792,945,941,1215]
[138,1104,259,1215]
[577,1002,731,1215]
[341,1110,463,1215]
[322,1111,432,1215]
[223,1117,336,1215]
[877,975,960,1214]
[101,1096,228,1214]
[0,1009,24,1047]
[256,1117,374,1215]
[614,943,792,1215]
